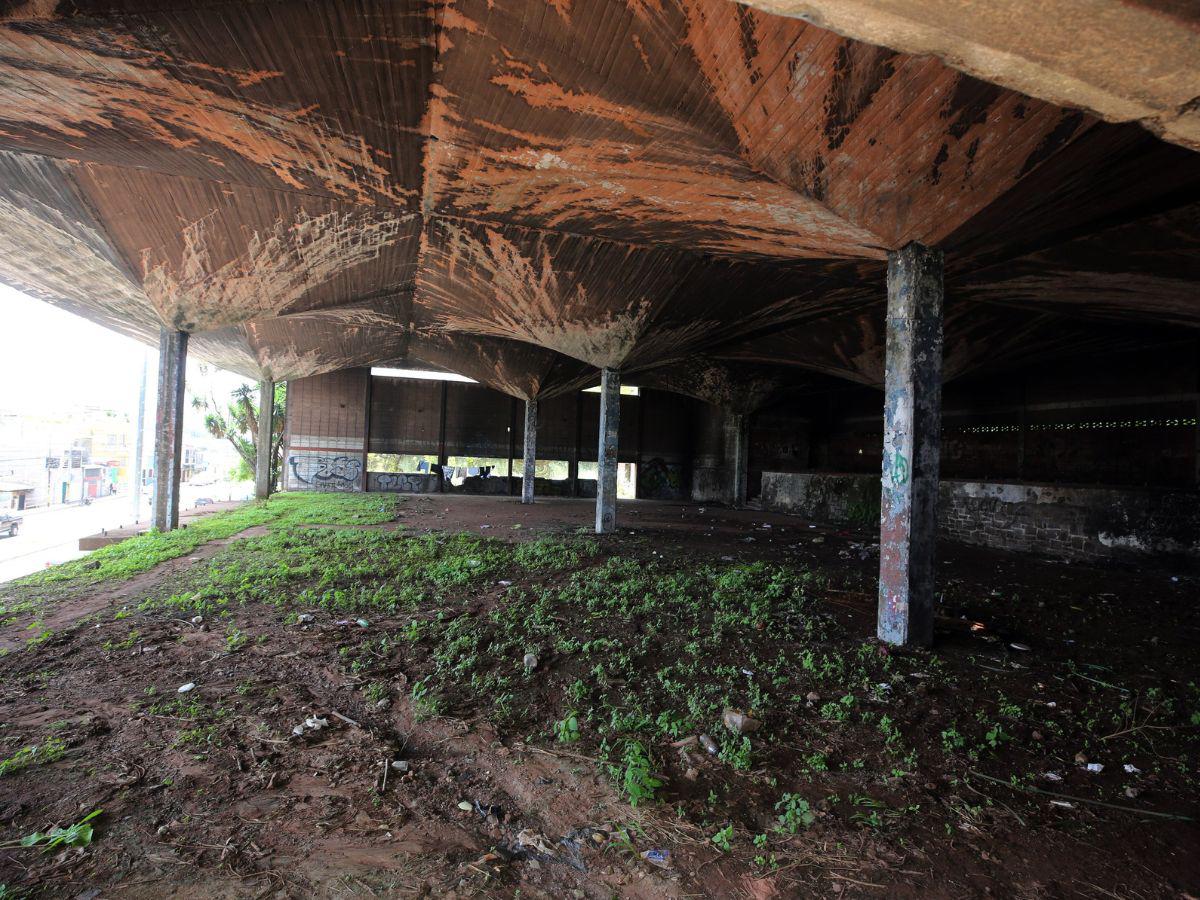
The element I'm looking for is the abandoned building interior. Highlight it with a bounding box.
[0,0,1197,895]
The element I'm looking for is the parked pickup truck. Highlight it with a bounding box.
[0,513,21,537]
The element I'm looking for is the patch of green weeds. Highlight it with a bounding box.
[0,736,67,776]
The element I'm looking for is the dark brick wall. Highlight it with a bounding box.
[750,344,1199,489]
[288,373,694,498]
[284,368,370,492]
[761,472,1200,561]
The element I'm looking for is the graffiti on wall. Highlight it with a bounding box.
[371,472,439,493]
[639,457,684,500]
[288,454,362,491]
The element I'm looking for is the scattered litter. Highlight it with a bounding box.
[293,715,330,737]
[1123,764,1141,775]
[498,580,512,587]
[296,613,315,625]
[1124,786,1141,799]
[811,536,825,544]
[740,668,754,677]
[189,616,203,625]
[722,708,761,735]
[1049,800,1075,809]
[740,536,756,543]
[1084,763,1104,774]
[516,829,555,855]
[523,653,539,671]
[177,682,196,694]
[1074,752,1089,764]
[1009,642,1032,652]
[641,848,671,868]
[805,691,821,703]
[698,734,719,755]
[720,556,734,562]
[375,698,391,710]
[1042,772,1063,783]
[457,801,474,812]
[355,618,370,628]
[390,760,410,773]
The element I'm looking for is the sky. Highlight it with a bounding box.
[0,283,251,421]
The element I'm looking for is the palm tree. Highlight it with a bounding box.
[192,381,287,492]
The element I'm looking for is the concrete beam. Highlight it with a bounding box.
[521,398,538,504]
[725,411,750,509]
[739,0,1200,151]
[152,328,188,532]
[595,368,620,533]
[878,243,944,647]
[255,379,274,500]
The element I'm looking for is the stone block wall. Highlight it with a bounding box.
[761,472,1200,561]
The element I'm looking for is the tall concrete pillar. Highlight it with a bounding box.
[152,328,188,532]
[878,243,943,648]
[521,398,538,504]
[725,411,749,508]
[595,368,620,533]
[255,379,274,500]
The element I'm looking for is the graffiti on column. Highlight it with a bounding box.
[288,454,362,490]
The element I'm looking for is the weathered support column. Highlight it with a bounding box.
[507,398,516,497]
[595,368,620,533]
[878,243,944,648]
[255,379,274,500]
[437,380,448,493]
[570,392,582,497]
[152,328,188,532]
[521,399,538,504]
[725,411,750,508]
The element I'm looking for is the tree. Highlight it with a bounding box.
[191,379,287,492]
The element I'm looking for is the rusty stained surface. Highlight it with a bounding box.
[0,0,1194,396]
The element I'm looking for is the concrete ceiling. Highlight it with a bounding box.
[0,0,1196,401]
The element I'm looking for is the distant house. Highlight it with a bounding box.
[0,479,35,510]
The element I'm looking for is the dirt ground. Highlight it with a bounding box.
[0,494,1196,898]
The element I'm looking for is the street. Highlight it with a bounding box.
[0,481,252,584]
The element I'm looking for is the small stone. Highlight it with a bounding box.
[1074,752,1089,765]
[297,613,315,625]
[391,760,410,773]
[457,801,473,812]
[375,698,391,710]
[190,616,203,625]
[523,653,539,671]
[1124,786,1140,799]
[177,682,196,694]
[722,708,761,735]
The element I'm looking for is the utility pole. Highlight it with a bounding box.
[132,350,148,522]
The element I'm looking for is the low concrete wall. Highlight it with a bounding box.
[365,472,597,498]
[761,472,1200,561]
